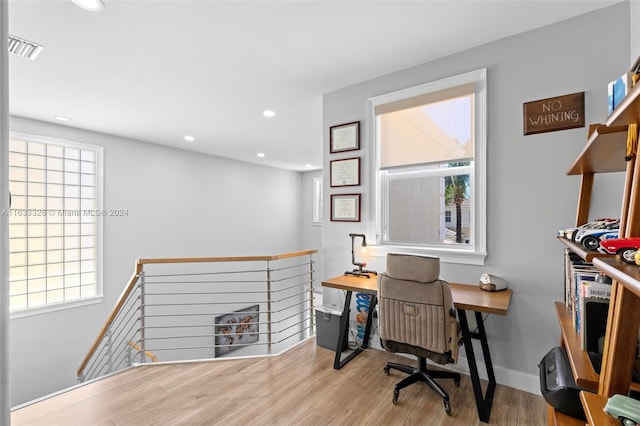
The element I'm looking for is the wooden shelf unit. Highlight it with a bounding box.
[555,302,640,392]
[567,124,628,175]
[557,237,613,263]
[552,82,640,426]
[555,302,599,390]
[580,392,618,426]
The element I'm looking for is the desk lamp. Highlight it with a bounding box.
[344,233,377,278]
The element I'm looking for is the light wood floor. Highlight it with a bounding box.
[12,339,546,425]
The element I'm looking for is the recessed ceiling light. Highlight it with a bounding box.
[184,135,195,142]
[71,0,105,12]
[263,110,275,118]
[257,152,265,158]
[55,115,71,122]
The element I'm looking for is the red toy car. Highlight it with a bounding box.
[598,237,640,264]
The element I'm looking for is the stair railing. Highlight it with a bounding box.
[77,249,317,382]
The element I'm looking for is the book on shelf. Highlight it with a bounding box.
[578,279,611,351]
[563,249,601,335]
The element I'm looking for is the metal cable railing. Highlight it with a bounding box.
[78,249,317,382]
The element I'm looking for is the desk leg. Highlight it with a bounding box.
[333,290,354,369]
[458,308,496,423]
[362,295,377,349]
[332,292,377,370]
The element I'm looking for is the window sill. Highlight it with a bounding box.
[10,296,104,319]
[368,245,487,266]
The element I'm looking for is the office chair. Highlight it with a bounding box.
[378,253,461,415]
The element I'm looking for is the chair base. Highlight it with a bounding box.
[384,357,460,415]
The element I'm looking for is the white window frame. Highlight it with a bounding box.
[367,68,487,265]
[9,132,104,318]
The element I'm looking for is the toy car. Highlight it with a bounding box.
[560,218,618,241]
[598,237,640,264]
[635,249,640,267]
[574,221,620,250]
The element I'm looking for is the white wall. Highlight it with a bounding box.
[9,116,305,406]
[322,3,629,394]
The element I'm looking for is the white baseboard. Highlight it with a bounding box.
[379,348,540,396]
[453,355,541,395]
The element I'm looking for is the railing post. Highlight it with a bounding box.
[139,270,146,359]
[126,341,132,366]
[266,261,272,353]
[309,255,315,337]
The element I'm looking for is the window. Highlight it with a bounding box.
[313,176,323,225]
[368,69,486,264]
[8,134,103,314]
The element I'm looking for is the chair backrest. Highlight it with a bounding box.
[377,253,460,364]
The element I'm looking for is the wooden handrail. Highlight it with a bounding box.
[137,249,318,265]
[77,262,142,377]
[77,249,318,378]
[127,341,158,362]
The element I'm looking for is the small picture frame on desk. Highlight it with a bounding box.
[330,121,360,153]
[330,157,360,187]
[330,193,361,222]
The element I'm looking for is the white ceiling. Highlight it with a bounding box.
[9,0,622,171]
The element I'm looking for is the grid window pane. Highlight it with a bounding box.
[10,239,26,253]
[11,295,27,310]
[48,263,64,278]
[10,139,27,153]
[81,150,95,162]
[28,251,46,265]
[28,291,47,308]
[80,186,95,199]
[47,289,64,304]
[65,287,80,301]
[10,166,27,181]
[65,159,80,173]
[47,170,63,183]
[10,181,26,195]
[10,224,26,238]
[65,172,79,185]
[28,155,45,169]
[10,281,27,296]
[28,141,46,156]
[47,184,63,197]
[9,136,101,311]
[10,152,26,167]
[10,267,27,281]
[65,198,80,211]
[81,284,96,297]
[65,185,79,198]
[48,250,63,264]
[47,144,64,158]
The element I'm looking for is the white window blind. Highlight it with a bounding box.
[8,135,102,312]
[377,83,475,170]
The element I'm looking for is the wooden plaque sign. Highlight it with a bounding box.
[523,92,585,135]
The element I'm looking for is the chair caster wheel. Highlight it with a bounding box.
[392,389,399,405]
[444,400,451,416]
[383,366,390,375]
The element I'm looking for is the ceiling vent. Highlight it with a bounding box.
[8,35,43,61]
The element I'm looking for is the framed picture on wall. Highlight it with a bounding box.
[330,121,360,153]
[330,157,360,187]
[330,193,361,222]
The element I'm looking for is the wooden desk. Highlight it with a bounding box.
[321,274,512,423]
